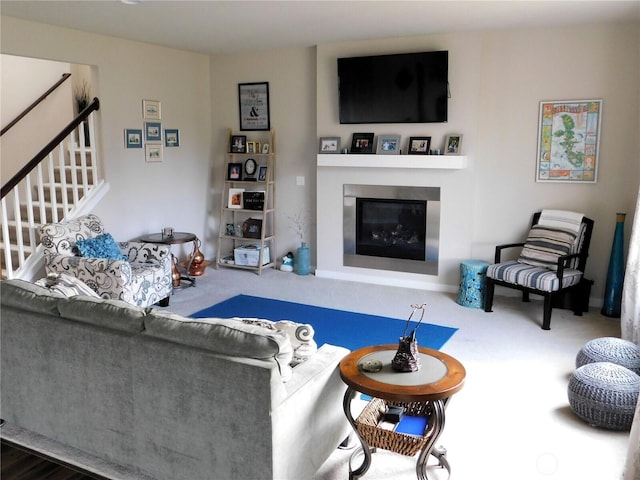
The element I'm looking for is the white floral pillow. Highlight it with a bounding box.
[35,273,100,298]
[234,317,317,366]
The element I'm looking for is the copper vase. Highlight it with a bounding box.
[171,255,181,287]
[188,238,206,276]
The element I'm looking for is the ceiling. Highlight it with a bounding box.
[2,0,639,55]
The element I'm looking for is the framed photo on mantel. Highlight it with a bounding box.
[408,136,431,155]
[376,134,401,155]
[319,137,341,154]
[444,134,463,155]
[350,133,374,154]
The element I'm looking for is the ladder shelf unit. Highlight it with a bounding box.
[216,129,276,275]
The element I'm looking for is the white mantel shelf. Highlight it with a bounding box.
[317,154,467,169]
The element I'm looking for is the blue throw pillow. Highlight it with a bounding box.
[76,233,127,261]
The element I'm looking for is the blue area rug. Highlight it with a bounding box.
[191,294,457,351]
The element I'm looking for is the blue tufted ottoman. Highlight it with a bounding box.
[568,362,640,431]
[576,337,640,375]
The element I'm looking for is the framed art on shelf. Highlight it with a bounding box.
[536,99,601,183]
[228,188,244,209]
[408,136,431,155]
[165,129,180,147]
[125,129,143,148]
[145,122,162,142]
[376,134,401,154]
[319,137,340,154]
[242,218,263,239]
[262,143,270,154]
[230,135,247,153]
[145,144,162,163]
[350,133,375,154]
[238,82,270,131]
[227,163,243,180]
[257,165,267,182]
[444,134,463,155]
[142,99,161,120]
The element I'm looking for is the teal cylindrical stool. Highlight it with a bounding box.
[457,259,490,309]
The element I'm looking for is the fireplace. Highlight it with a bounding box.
[343,184,440,275]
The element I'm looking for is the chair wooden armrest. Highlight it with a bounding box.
[494,242,525,263]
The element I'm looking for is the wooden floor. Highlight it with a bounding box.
[1,441,102,480]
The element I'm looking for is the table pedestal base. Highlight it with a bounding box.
[344,388,451,480]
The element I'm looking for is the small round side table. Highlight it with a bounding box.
[339,345,466,480]
[139,232,198,288]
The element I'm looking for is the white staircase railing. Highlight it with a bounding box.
[1,103,108,280]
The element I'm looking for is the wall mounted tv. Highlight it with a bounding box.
[338,50,448,124]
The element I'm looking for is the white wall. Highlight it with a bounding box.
[1,54,73,182]
[1,17,212,261]
[316,23,640,301]
[209,48,317,259]
[2,15,638,305]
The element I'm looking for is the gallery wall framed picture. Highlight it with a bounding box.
[142,99,161,120]
[145,144,163,163]
[125,129,143,148]
[536,99,602,183]
[164,129,180,147]
[238,82,270,131]
[145,122,162,142]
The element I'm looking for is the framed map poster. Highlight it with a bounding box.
[238,82,270,131]
[536,99,602,183]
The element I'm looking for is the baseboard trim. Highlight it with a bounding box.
[314,268,458,293]
[1,422,154,480]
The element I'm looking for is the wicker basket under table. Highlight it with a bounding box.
[356,397,433,457]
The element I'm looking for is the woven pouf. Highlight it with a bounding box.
[568,362,640,431]
[576,337,640,375]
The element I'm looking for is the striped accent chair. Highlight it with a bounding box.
[484,212,594,330]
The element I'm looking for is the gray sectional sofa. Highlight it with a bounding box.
[0,279,351,480]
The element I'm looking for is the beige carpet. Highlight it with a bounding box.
[166,266,629,480]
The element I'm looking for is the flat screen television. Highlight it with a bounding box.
[338,50,448,124]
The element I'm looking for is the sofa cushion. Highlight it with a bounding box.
[144,310,294,380]
[487,260,583,292]
[76,233,127,261]
[517,225,577,271]
[0,279,64,316]
[57,295,147,333]
[35,273,101,298]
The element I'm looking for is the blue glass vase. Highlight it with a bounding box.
[601,213,626,317]
[296,242,310,276]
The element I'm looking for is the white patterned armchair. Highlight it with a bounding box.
[38,214,172,307]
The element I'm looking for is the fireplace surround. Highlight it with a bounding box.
[343,184,440,275]
[316,152,466,289]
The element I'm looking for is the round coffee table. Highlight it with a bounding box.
[339,345,465,480]
[139,232,198,288]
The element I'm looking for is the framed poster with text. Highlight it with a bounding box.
[238,82,270,131]
[536,99,602,183]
